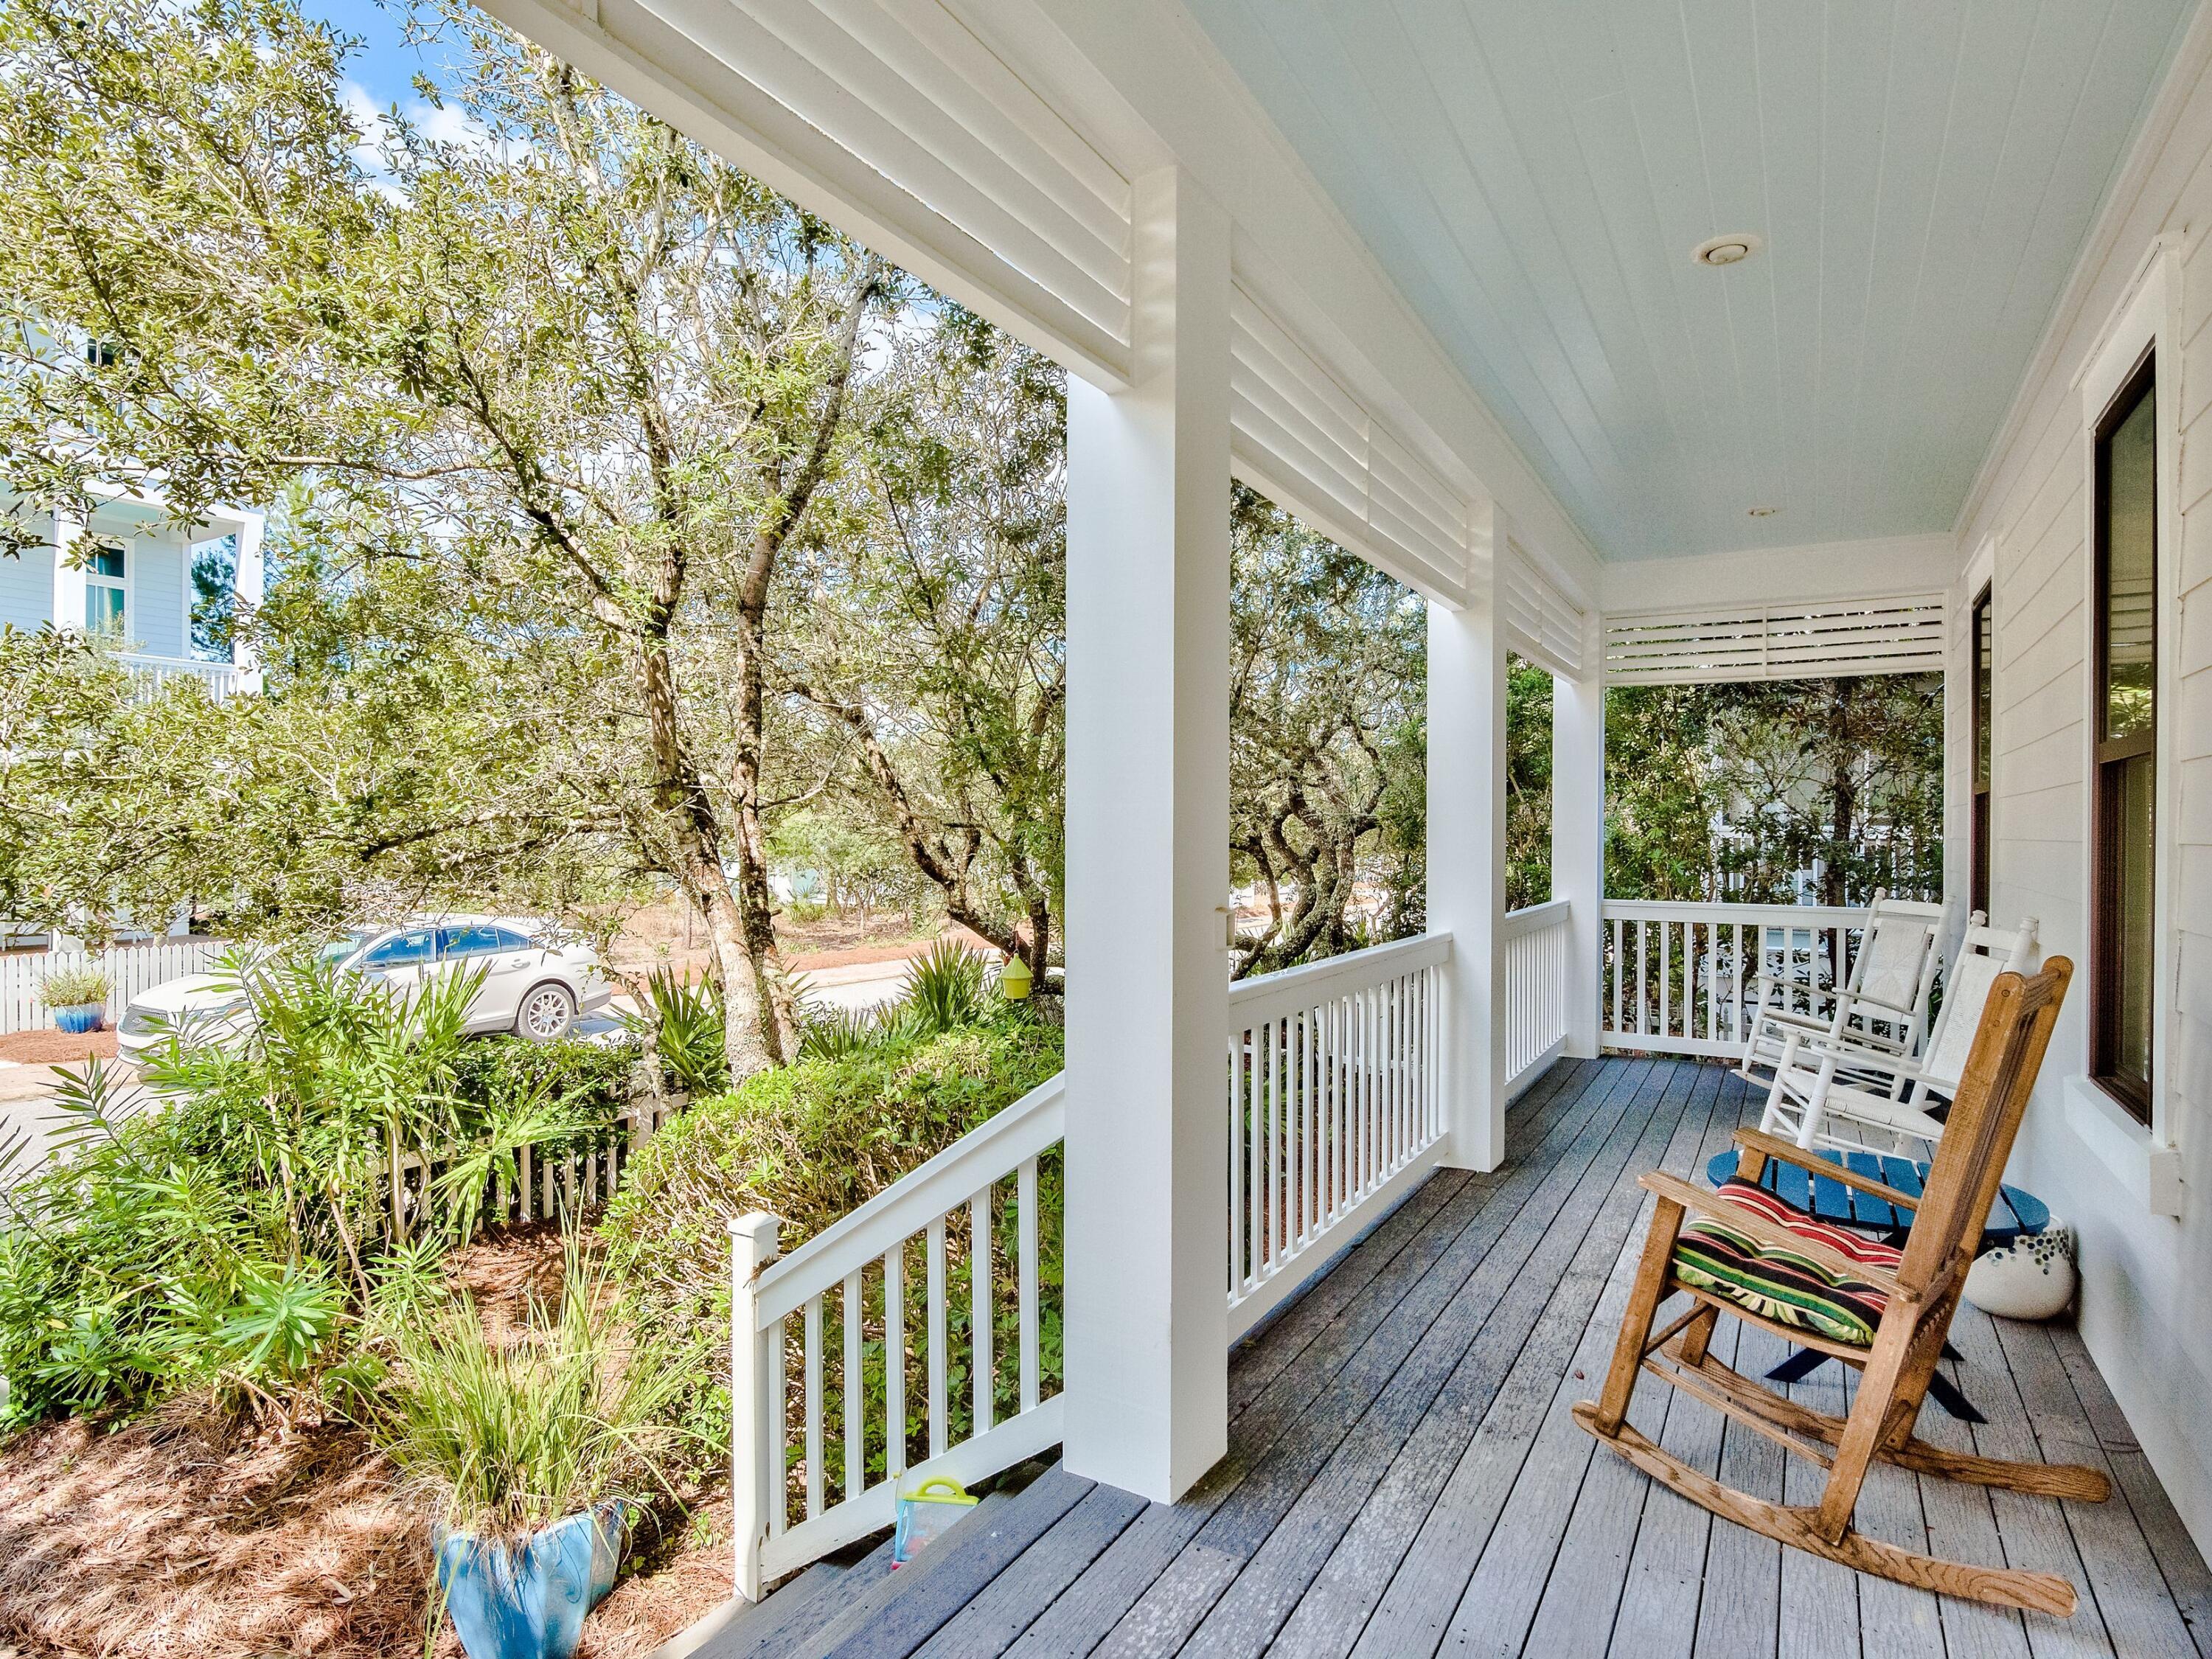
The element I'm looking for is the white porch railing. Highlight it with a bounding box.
[0,937,229,1035]
[730,1073,1066,1599]
[1599,900,1871,1058]
[1224,931,1451,1340]
[728,930,1458,1596]
[122,653,243,701]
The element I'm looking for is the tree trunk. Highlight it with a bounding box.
[635,627,781,1080]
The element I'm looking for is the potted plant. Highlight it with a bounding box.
[370,1237,689,1659]
[36,967,111,1034]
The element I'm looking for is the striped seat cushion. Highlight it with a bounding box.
[1672,1177,1905,1347]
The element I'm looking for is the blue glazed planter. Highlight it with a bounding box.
[52,1005,102,1034]
[437,1506,625,1659]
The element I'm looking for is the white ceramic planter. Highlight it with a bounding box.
[1964,1222,2077,1321]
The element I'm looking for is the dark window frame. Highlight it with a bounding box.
[1970,584,1993,919]
[2090,347,2158,1123]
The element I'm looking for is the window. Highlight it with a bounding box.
[2092,352,2158,1121]
[1970,585,1992,917]
[84,542,126,641]
[361,928,437,969]
[438,925,530,957]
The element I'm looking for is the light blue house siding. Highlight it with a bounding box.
[128,536,188,659]
[0,535,52,634]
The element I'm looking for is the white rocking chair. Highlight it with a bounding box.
[1758,915,2039,1155]
[1736,891,1948,1091]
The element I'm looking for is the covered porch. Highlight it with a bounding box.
[703,1058,2211,1658]
[471,0,2212,1644]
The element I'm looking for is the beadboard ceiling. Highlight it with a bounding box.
[1182,0,2194,561]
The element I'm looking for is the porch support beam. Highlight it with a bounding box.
[50,506,85,633]
[1553,621,1606,1058]
[1062,164,1231,1504]
[1430,508,1509,1171]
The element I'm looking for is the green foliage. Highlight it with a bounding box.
[364,1234,690,1537]
[900,939,994,1037]
[599,1018,1062,1463]
[622,970,728,1097]
[796,1004,879,1063]
[34,966,109,1008]
[1506,654,1554,912]
[0,960,627,1426]
[1607,675,1944,906]
[1227,484,1427,977]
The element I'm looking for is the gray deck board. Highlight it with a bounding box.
[754,1056,2209,1659]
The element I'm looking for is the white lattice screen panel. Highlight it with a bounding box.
[1604,594,1947,684]
[1229,284,1472,605]
[1502,541,1586,679]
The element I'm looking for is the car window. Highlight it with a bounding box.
[493,927,534,952]
[438,926,505,958]
[361,929,437,968]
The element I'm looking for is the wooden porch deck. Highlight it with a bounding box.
[717,1057,2212,1658]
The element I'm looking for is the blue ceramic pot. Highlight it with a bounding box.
[436,1506,625,1659]
[52,1005,102,1034]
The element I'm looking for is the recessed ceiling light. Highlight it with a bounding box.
[1747,505,1780,517]
[1694,232,1764,267]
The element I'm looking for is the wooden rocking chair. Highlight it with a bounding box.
[1574,958,2110,1616]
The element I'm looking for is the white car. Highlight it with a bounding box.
[115,916,613,1066]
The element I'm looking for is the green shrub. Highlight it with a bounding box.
[0,958,632,1426]
[450,1034,637,1116]
[599,1016,1062,1464]
[34,967,109,1008]
[620,969,726,1096]
[362,1234,692,1538]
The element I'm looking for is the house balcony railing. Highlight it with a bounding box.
[122,652,246,701]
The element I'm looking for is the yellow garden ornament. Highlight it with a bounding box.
[999,953,1033,1001]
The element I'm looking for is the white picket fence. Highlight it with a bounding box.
[378,1093,685,1241]
[0,939,229,1035]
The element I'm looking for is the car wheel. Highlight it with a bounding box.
[515,982,577,1042]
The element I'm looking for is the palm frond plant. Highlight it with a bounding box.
[622,969,728,1096]
[899,939,995,1037]
[796,1004,879,1062]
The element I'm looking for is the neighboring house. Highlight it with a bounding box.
[2,488,265,698]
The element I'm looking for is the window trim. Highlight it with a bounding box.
[2089,352,2157,1121]
[2073,234,2182,1147]
[1969,582,1992,920]
[83,538,129,644]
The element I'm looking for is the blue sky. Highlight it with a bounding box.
[307,1,464,114]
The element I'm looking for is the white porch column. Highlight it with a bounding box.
[49,507,86,632]
[1429,508,1509,1171]
[1551,627,1605,1058]
[1061,165,1232,1504]
[231,511,267,692]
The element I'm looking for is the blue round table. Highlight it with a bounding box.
[1700,1147,2052,1420]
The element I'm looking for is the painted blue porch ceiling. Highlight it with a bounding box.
[1183,0,2193,561]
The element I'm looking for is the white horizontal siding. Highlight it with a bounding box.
[1955,8,2212,1562]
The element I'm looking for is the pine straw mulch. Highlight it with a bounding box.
[0,1225,734,1659]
